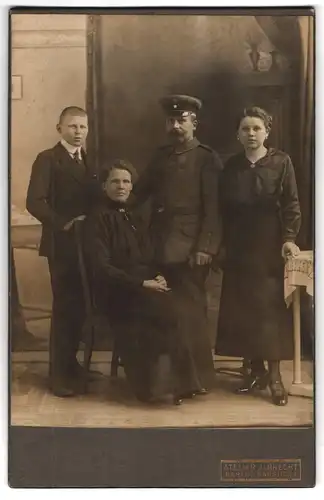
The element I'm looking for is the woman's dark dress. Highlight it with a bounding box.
[85,198,205,400]
[215,149,301,360]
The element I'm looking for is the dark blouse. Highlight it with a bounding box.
[220,148,301,243]
[85,198,157,291]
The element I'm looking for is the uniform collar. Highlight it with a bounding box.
[173,136,200,154]
[60,138,82,159]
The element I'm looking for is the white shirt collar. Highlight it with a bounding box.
[60,139,82,160]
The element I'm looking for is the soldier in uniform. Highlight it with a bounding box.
[133,94,223,398]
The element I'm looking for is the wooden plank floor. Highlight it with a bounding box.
[11,358,313,428]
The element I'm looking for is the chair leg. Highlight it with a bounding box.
[111,347,120,378]
[82,326,94,393]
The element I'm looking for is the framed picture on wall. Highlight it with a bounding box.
[11,75,22,100]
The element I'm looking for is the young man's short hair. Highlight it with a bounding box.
[59,106,87,124]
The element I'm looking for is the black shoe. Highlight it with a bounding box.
[235,372,269,394]
[51,385,76,398]
[269,380,288,406]
[179,391,196,399]
[194,388,209,396]
[137,394,183,406]
[136,389,155,404]
[173,395,183,405]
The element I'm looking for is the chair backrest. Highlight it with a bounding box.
[73,219,119,351]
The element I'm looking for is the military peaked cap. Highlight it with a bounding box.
[160,94,202,117]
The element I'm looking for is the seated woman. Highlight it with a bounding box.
[84,159,196,406]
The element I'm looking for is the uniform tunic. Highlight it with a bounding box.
[134,137,223,264]
[133,137,223,390]
[215,148,301,360]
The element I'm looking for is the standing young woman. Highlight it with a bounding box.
[215,107,302,406]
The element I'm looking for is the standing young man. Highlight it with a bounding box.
[26,106,99,397]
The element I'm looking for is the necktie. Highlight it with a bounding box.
[73,151,81,164]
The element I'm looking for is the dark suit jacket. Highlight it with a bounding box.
[26,142,100,259]
[133,137,223,264]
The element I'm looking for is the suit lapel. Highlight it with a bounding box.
[53,142,87,185]
[81,148,90,172]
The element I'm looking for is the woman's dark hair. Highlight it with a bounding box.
[237,107,272,132]
[100,159,138,184]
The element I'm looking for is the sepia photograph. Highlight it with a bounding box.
[9,6,315,487]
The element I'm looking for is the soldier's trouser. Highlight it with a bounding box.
[160,262,215,391]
